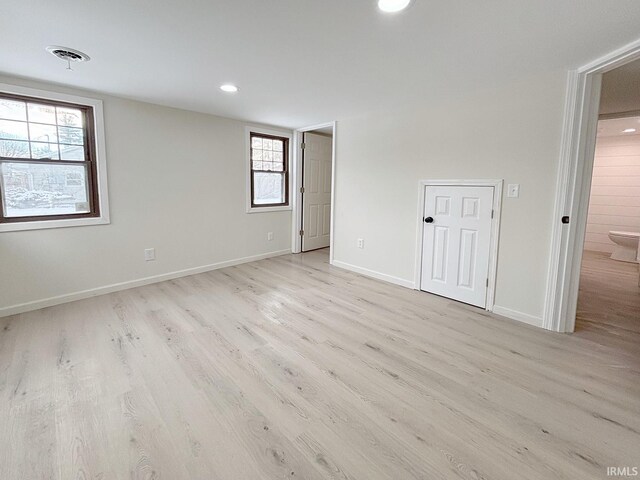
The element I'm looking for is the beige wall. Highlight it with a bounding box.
[333,71,567,325]
[585,135,640,253]
[0,75,292,314]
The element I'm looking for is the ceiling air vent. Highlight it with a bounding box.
[46,46,90,68]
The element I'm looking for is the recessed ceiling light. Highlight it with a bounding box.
[220,84,239,93]
[378,0,412,13]
[622,128,636,133]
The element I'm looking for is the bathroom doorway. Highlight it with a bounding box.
[576,58,640,342]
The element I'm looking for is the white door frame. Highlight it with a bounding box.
[544,37,640,333]
[291,121,337,263]
[414,179,504,311]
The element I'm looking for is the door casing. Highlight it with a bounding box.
[544,37,640,332]
[291,122,337,262]
[414,179,504,311]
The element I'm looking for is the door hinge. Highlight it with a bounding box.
[491,209,494,219]
[301,142,306,150]
[300,187,305,194]
[486,278,489,287]
[300,229,304,236]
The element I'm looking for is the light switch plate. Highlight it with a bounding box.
[507,184,520,198]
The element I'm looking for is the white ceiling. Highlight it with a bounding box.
[600,57,640,116]
[2,1,640,129]
[597,116,640,137]
[310,126,334,136]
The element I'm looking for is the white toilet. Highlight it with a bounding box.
[608,231,640,263]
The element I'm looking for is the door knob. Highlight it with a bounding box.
[424,217,434,223]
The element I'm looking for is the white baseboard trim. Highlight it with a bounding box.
[0,249,291,318]
[331,261,544,329]
[331,260,415,289]
[492,305,544,328]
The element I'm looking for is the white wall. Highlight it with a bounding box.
[585,134,640,253]
[333,71,567,324]
[0,75,292,315]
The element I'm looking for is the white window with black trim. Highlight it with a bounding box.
[0,84,109,232]
[246,127,291,213]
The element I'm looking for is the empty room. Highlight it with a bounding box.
[1,1,639,479]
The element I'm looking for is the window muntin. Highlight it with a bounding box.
[0,93,99,223]
[250,132,288,207]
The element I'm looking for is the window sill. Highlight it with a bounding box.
[0,215,110,233]
[246,205,292,214]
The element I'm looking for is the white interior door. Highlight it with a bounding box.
[302,132,332,252]
[421,185,494,308]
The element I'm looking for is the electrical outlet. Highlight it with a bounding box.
[507,184,520,198]
[357,238,364,249]
[267,232,274,241]
[144,248,156,261]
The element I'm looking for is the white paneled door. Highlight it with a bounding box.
[421,185,494,308]
[302,132,332,252]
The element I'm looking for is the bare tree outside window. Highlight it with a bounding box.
[249,133,288,207]
[0,94,98,223]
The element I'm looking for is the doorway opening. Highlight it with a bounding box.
[546,38,640,333]
[292,122,336,256]
[576,70,640,339]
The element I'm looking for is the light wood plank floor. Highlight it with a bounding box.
[576,250,640,350]
[1,249,639,479]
